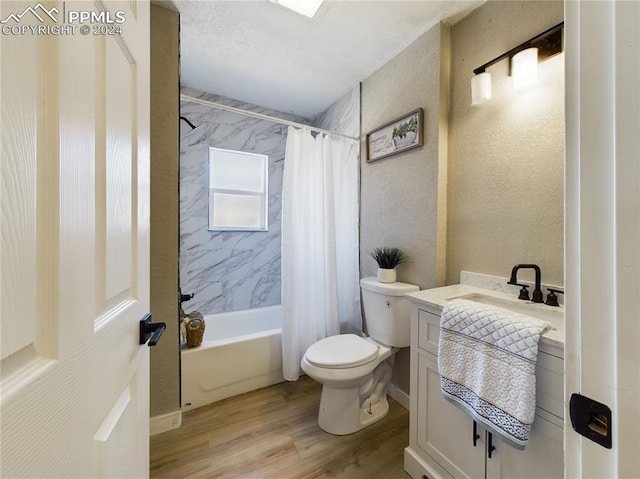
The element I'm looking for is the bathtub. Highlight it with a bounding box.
[181,305,284,412]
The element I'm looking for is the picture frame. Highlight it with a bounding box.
[366,108,424,162]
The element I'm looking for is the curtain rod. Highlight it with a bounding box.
[180,94,359,142]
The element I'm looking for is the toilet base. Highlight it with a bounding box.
[317,384,390,435]
[301,342,396,436]
[316,359,394,435]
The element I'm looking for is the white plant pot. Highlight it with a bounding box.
[377,268,396,283]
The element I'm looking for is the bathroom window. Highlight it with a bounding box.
[208,147,268,231]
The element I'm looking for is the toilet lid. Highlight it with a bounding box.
[305,334,379,369]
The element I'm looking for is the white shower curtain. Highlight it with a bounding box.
[281,126,361,381]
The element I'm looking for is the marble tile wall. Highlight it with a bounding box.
[180,87,309,315]
[180,85,360,315]
[313,85,360,138]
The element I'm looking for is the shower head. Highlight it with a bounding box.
[180,116,198,130]
[180,116,206,137]
[179,115,206,150]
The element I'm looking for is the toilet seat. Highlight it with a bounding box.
[305,334,378,369]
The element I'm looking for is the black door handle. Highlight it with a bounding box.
[139,313,166,346]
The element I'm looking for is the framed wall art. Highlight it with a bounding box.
[366,108,424,162]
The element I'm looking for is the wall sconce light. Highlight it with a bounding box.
[470,22,563,105]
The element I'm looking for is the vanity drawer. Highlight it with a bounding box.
[418,309,441,355]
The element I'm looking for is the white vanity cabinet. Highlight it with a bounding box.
[405,303,564,479]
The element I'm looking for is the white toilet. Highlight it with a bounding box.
[301,277,419,435]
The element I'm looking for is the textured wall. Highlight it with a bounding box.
[446,0,564,286]
[150,3,181,417]
[361,24,450,395]
[361,24,448,290]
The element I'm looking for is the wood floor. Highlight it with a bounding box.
[150,376,411,478]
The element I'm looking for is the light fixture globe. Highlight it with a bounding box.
[512,47,539,90]
[471,72,492,105]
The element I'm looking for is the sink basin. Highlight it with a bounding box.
[447,292,564,332]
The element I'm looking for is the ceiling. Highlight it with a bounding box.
[174,0,485,119]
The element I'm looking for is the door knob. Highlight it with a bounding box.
[139,313,166,346]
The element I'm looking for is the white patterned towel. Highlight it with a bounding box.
[438,298,555,450]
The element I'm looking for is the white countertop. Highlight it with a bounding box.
[406,284,565,354]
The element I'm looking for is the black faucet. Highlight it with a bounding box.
[508,264,544,303]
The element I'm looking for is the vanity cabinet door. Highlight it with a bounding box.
[485,413,564,479]
[417,352,486,479]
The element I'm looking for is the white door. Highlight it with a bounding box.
[1,0,151,477]
[565,0,640,477]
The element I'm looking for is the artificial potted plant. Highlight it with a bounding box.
[370,246,409,283]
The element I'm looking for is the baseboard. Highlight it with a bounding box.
[387,383,410,410]
[150,410,182,436]
[405,447,448,479]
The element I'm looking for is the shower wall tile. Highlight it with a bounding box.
[180,87,311,315]
[313,85,361,138]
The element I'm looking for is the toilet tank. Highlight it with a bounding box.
[360,277,419,347]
